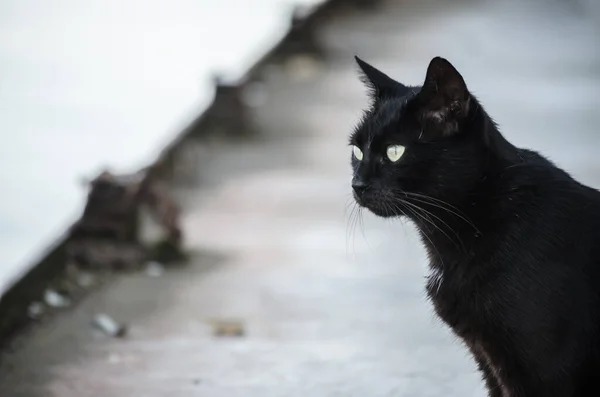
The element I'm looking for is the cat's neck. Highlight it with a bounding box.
[411,105,522,267]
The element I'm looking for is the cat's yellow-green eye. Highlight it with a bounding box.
[352,145,363,161]
[386,144,405,162]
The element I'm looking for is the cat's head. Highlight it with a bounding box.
[350,56,486,218]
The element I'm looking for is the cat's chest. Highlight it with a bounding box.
[426,264,490,335]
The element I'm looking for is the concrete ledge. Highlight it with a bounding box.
[0,233,69,346]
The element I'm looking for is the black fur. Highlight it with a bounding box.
[350,56,600,396]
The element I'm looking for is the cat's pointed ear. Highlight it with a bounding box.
[414,57,470,136]
[355,56,409,100]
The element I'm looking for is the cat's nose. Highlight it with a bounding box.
[352,181,368,196]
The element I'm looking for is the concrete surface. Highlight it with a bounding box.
[1,0,599,396]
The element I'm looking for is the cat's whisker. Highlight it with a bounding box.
[347,200,366,261]
[354,206,363,254]
[394,197,465,253]
[401,191,467,216]
[396,190,473,221]
[344,195,357,218]
[394,190,480,233]
[395,197,466,251]
[389,199,444,266]
[357,206,369,248]
[345,200,359,260]
[353,205,362,250]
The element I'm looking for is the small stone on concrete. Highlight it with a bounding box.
[92,314,127,338]
[145,261,164,277]
[27,302,45,319]
[44,289,71,308]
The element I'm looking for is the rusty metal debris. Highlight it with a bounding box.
[92,314,127,338]
[71,170,142,242]
[67,169,183,271]
[211,319,246,337]
[140,179,182,247]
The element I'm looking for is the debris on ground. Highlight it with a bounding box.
[67,169,184,271]
[43,289,71,308]
[27,302,45,320]
[144,261,164,277]
[285,54,322,82]
[92,314,127,338]
[210,319,246,337]
[137,179,184,263]
[67,240,145,271]
[75,271,96,288]
[71,170,142,242]
[139,179,182,248]
[64,263,98,289]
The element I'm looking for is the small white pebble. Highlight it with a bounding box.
[44,289,70,308]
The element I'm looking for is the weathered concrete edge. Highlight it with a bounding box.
[0,233,69,347]
[0,0,350,349]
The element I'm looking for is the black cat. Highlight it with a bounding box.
[349,56,600,396]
